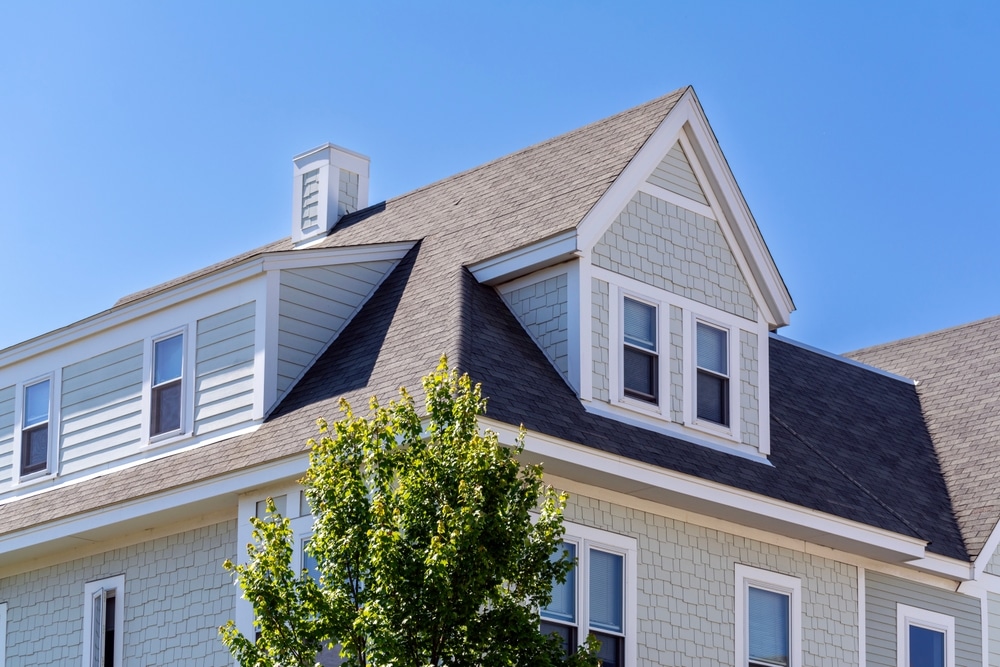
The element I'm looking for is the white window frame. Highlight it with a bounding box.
[12,371,58,483]
[686,312,740,439]
[896,603,955,667]
[735,564,801,667]
[143,326,190,445]
[620,294,660,405]
[0,601,7,667]
[606,274,744,444]
[82,575,125,667]
[540,520,637,666]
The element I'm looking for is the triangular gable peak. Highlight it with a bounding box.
[574,89,792,457]
[576,88,792,328]
[473,89,793,459]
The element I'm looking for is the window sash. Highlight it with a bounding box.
[748,586,790,667]
[908,625,945,667]
[151,334,183,436]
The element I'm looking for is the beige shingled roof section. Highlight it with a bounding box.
[848,314,1000,558]
[0,88,687,537]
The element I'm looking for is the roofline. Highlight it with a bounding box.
[0,241,416,366]
[848,312,1000,358]
[479,418,940,569]
[770,333,916,385]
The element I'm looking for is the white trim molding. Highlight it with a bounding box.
[735,563,802,667]
[896,603,955,667]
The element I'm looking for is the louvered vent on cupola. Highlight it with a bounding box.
[291,144,370,245]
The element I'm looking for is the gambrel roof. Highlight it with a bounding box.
[0,87,967,566]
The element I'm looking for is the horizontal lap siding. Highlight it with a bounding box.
[0,385,13,485]
[60,342,143,475]
[646,143,708,205]
[276,261,392,395]
[194,302,255,436]
[866,571,981,667]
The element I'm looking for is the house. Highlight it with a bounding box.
[0,85,996,666]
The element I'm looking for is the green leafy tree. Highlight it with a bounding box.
[221,359,599,667]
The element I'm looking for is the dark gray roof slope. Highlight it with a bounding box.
[269,256,963,559]
[0,87,964,563]
[849,315,1000,558]
[0,88,686,536]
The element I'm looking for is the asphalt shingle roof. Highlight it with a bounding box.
[849,315,1000,558]
[0,87,967,563]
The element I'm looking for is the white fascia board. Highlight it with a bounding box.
[480,417,930,566]
[682,90,794,327]
[467,230,579,285]
[972,517,1000,578]
[576,88,793,329]
[260,241,415,271]
[0,448,310,560]
[0,241,416,368]
[904,552,975,581]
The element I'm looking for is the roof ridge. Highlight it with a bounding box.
[848,312,1000,357]
[369,87,689,212]
[770,334,914,384]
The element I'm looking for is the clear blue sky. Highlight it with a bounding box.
[2,1,998,353]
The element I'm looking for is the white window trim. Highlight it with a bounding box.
[0,601,7,667]
[82,574,125,667]
[896,603,955,667]
[11,371,59,484]
[545,520,637,666]
[684,310,740,441]
[142,325,191,446]
[605,271,748,445]
[735,563,801,667]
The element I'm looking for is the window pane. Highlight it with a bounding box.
[591,631,623,667]
[542,542,576,623]
[748,587,789,667]
[303,543,320,582]
[624,299,656,351]
[696,371,728,425]
[22,424,48,472]
[589,550,623,633]
[24,380,49,427]
[151,380,181,435]
[153,335,183,385]
[540,620,575,656]
[909,625,945,667]
[696,322,727,374]
[623,348,656,400]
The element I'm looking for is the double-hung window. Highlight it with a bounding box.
[735,565,800,667]
[896,604,954,667]
[150,333,183,437]
[696,321,729,426]
[622,297,658,403]
[540,525,635,667]
[21,379,51,475]
[83,575,125,667]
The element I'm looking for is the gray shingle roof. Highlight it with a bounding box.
[848,315,1000,558]
[0,88,686,536]
[0,87,967,564]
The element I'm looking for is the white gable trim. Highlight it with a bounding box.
[972,517,1000,578]
[467,230,579,285]
[576,88,793,328]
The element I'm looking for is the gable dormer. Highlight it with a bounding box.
[473,88,793,458]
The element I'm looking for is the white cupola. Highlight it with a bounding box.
[291,144,370,245]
